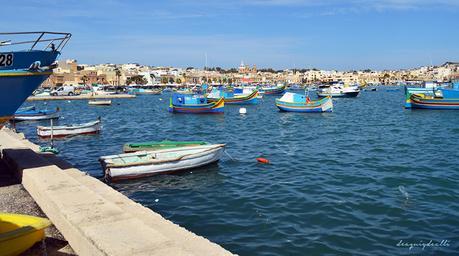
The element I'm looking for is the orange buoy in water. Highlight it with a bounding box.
[256,158,270,164]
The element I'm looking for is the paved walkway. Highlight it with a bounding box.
[0,160,75,256]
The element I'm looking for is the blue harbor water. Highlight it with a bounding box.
[16,88,459,255]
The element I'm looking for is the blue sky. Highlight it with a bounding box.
[3,0,458,70]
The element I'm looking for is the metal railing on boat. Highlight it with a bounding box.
[0,31,72,51]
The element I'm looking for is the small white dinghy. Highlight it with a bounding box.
[88,100,112,106]
[37,118,101,138]
[100,144,225,181]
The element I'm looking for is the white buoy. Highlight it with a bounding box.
[239,107,247,114]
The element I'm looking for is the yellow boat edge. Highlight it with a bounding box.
[0,213,51,256]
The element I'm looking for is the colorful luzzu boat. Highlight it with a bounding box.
[405,81,459,108]
[0,32,71,128]
[207,88,258,105]
[409,93,459,110]
[260,84,286,95]
[275,92,333,113]
[168,93,224,114]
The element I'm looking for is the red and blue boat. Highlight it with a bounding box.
[207,88,258,105]
[409,93,459,110]
[275,92,333,113]
[0,32,71,127]
[169,93,224,114]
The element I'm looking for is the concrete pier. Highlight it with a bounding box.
[0,128,233,256]
[27,94,136,101]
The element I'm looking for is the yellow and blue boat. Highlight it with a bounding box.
[405,80,459,108]
[0,32,71,128]
[0,213,51,256]
[260,84,286,95]
[409,93,459,110]
[207,88,258,105]
[275,92,333,113]
[169,93,224,114]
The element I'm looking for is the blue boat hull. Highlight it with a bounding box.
[275,94,333,113]
[410,102,459,110]
[410,94,459,110]
[276,104,331,113]
[0,48,62,127]
[0,50,59,71]
[231,97,257,105]
[209,96,258,105]
[169,97,225,114]
[0,71,51,126]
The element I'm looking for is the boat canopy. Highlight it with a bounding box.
[172,93,207,105]
[278,92,306,103]
[208,88,235,98]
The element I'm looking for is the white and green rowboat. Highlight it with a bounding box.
[123,140,208,153]
[100,144,225,181]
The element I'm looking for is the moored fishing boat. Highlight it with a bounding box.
[88,99,112,106]
[37,118,101,138]
[169,93,224,114]
[129,86,162,95]
[0,32,71,128]
[207,89,258,105]
[409,93,459,110]
[123,140,208,153]
[288,84,303,90]
[237,86,263,99]
[13,107,59,121]
[317,82,360,97]
[404,81,438,107]
[404,81,457,108]
[100,144,225,181]
[275,92,333,112]
[0,213,51,256]
[260,84,286,95]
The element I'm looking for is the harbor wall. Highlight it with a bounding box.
[0,128,233,256]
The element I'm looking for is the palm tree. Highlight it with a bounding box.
[115,68,122,86]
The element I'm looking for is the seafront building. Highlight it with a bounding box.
[42,60,459,88]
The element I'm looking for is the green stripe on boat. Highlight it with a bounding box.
[123,140,208,153]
